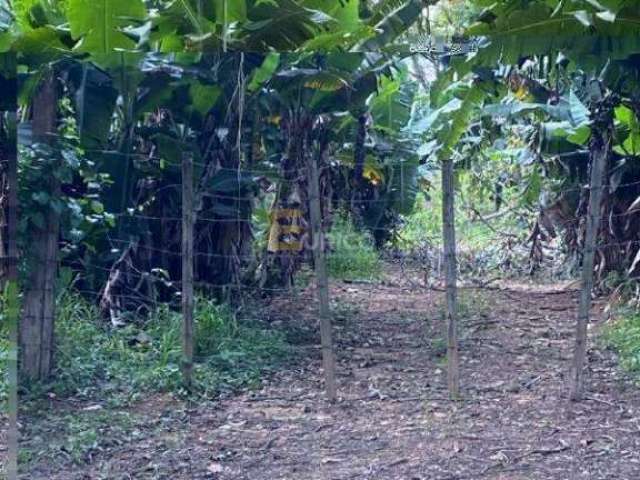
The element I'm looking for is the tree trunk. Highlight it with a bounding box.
[194,54,251,298]
[261,112,310,289]
[442,158,460,399]
[20,73,59,381]
[570,110,611,401]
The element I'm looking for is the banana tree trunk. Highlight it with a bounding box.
[261,112,313,289]
[350,113,368,220]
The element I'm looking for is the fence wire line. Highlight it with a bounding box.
[99,178,640,204]
[12,179,640,287]
[102,205,639,231]
[8,165,640,416]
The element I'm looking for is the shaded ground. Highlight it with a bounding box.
[0,415,5,478]
[21,266,640,479]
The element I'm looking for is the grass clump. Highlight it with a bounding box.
[603,309,640,374]
[33,293,290,401]
[327,215,382,281]
[0,283,17,410]
[0,337,7,408]
[20,294,291,470]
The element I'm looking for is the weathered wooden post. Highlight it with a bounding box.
[442,158,460,399]
[4,114,18,479]
[20,72,59,380]
[308,156,337,402]
[181,153,195,391]
[570,111,610,401]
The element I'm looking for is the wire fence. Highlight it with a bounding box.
[9,166,640,332]
[7,151,640,479]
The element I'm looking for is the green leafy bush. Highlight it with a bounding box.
[0,283,17,410]
[40,293,290,401]
[327,215,382,281]
[603,310,640,374]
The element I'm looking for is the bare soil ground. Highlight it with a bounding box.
[0,415,6,478]
[21,267,640,479]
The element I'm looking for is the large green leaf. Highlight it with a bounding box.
[12,26,69,64]
[437,82,487,160]
[370,73,415,134]
[248,52,280,92]
[67,0,147,53]
[13,0,39,31]
[481,90,590,127]
[241,0,333,51]
[466,1,640,69]
[358,0,426,50]
[71,63,119,148]
[388,157,419,215]
[614,104,640,155]
[189,82,221,115]
[215,0,247,24]
[301,0,360,30]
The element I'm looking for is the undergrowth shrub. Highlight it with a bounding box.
[397,181,532,277]
[327,215,381,281]
[398,193,506,251]
[40,293,290,401]
[0,285,15,409]
[604,310,640,374]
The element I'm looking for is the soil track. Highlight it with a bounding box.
[0,415,5,477]
[22,268,640,479]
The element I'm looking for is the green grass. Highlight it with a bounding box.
[20,293,293,471]
[24,292,291,402]
[603,309,640,374]
[0,282,17,412]
[0,337,7,409]
[327,215,382,281]
[20,407,138,466]
[398,193,507,252]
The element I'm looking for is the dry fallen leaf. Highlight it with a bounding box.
[207,462,224,473]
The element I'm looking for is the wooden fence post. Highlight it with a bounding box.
[442,158,460,399]
[181,153,195,391]
[308,156,337,402]
[570,119,609,401]
[4,119,18,480]
[20,72,59,380]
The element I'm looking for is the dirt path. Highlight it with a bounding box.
[0,415,5,478]
[23,270,640,479]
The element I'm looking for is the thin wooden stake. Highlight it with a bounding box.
[308,156,337,402]
[5,125,18,480]
[181,153,195,391]
[442,158,460,399]
[570,124,609,401]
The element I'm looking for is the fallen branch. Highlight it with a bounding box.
[481,443,571,475]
